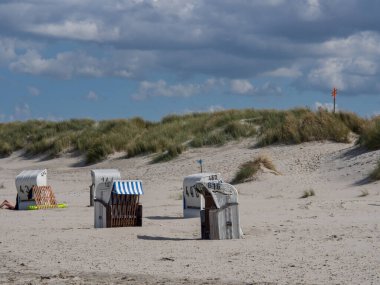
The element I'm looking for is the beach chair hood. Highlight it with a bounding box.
[112,180,144,195]
[15,169,47,201]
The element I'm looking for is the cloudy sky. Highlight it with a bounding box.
[1,0,380,121]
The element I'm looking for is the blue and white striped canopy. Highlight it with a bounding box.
[112,180,144,195]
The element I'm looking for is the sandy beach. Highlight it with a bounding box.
[1,139,379,284]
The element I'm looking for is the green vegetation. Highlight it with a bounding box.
[0,108,369,164]
[335,112,367,135]
[358,189,369,197]
[358,116,380,150]
[369,161,380,181]
[300,189,315,198]
[356,116,380,183]
[256,109,357,147]
[151,145,186,163]
[231,155,278,184]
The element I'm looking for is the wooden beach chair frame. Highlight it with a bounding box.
[107,192,142,227]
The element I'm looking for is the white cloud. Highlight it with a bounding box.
[151,0,198,19]
[27,20,120,42]
[28,86,40,96]
[318,32,380,57]
[208,105,224,112]
[10,50,103,79]
[230,80,282,96]
[261,67,302,78]
[182,104,225,115]
[0,37,44,65]
[113,70,133,78]
[304,31,380,93]
[1,1,380,98]
[11,103,32,121]
[307,57,377,91]
[260,82,283,95]
[230,79,255,94]
[135,78,282,100]
[133,80,200,99]
[86,91,98,101]
[36,114,63,122]
[8,48,153,79]
[314,101,336,112]
[10,50,70,78]
[297,0,322,21]
[0,37,17,63]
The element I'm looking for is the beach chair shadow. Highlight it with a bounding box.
[145,216,183,220]
[137,235,198,241]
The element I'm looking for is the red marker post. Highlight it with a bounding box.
[331,87,337,113]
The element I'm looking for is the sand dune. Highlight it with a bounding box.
[1,140,379,284]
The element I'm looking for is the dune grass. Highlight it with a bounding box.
[355,116,380,183]
[369,161,380,181]
[151,145,186,163]
[0,108,367,164]
[358,189,369,197]
[358,116,380,150]
[231,155,278,184]
[300,189,315,198]
[256,109,357,147]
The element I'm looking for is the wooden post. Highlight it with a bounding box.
[90,185,94,206]
[196,159,203,173]
[333,96,336,113]
[331,87,337,113]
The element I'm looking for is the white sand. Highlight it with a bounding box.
[1,139,380,284]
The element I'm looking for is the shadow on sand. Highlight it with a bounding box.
[338,146,372,160]
[137,235,197,241]
[353,177,373,186]
[70,160,88,168]
[145,216,183,220]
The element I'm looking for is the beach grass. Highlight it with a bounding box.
[369,161,380,181]
[231,154,277,184]
[358,116,380,150]
[300,189,315,198]
[256,109,356,147]
[0,108,368,164]
[151,145,186,163]
[358,189,369,197]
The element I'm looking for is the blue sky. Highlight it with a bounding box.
[1,0,380,122]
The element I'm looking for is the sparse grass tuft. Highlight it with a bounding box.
[231,155,277,184]
[151,145,185,163]
[0,142,12,157]
[190,131,227,147]
[170,192,183,200]
[335,111,367,134]
[86,142,113,164]
[358,189,369,197]
[369,160,380,181]
[359,116,380,150]
[300,189,315,198]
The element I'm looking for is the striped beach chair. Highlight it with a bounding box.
[94,180,143,228]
